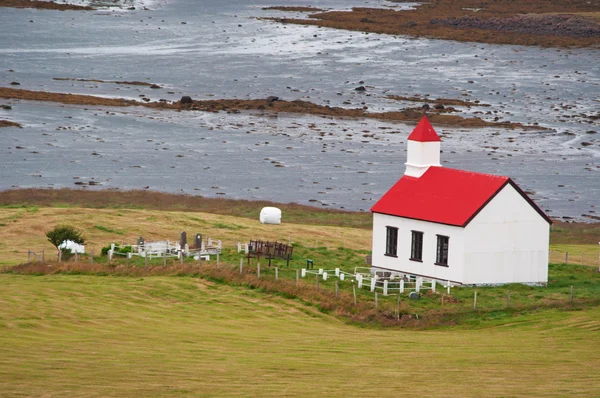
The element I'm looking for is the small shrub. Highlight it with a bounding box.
[101,245,110,256]
[46,225,85,259]
[60,248,73,261]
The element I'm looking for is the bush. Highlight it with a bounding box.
[101,245,111,256]
[46,225,85,253]
[60,248,73,262]
[101,244,133,256]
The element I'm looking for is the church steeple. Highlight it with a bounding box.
[404,116,441,178]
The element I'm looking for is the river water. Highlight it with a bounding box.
[0,0,598,219]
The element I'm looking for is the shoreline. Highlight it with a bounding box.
[0,0,92,10]
[3,0,598,48]
[264,0,600,49]
[0,87,549,130]
[0,119,22,128]
[0,188,598,238]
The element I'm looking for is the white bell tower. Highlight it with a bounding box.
[404,116,441,178]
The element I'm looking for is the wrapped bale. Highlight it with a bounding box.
[259,207,282,225]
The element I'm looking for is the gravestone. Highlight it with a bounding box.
[409,291,420,300]
[180,231,187,248]
[194,234,202,249]
[137,236,145,248]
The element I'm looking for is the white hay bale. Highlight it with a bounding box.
[259,207,282,225]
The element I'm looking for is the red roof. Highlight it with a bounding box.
[371,166,551,227]
[407,116,441,142]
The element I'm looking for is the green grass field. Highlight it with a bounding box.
[1,193,599,396]
[1,274,599,397]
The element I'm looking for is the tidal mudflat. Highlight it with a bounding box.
[0,0,598,220]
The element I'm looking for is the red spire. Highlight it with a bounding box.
[407,116,441,142]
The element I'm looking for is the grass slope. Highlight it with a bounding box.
[0,202,598,267]
[1,274,599,397]
[0,206,371,266]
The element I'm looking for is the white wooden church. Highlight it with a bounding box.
[370,116,551,286]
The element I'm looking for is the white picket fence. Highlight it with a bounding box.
[300,266,454,296]
[301,267,355,282]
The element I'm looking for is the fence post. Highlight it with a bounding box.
[335,280,338,297]
[58,249,62,263]
[375,292,378,310]
[180,252,183,265]
[127,253,130,266]
[398,294,401,319]
[431,280,436,293]
[41,249,45,264]
[257,263,261,279]
[473,291,478,309]
[75,252,78,262]
[296,269,299,286]
[316,274,319,291]
[383,280,388,296]
[353,284,357,306]
[163,252,167,268]
[570,285,574,301]
[275,267,278,281]
[90,250,93,264]
[370,277,376,293]
[565,252,568,264]
[507,290,510,307]
[400,279,404,293]
[145,253,148,270]
[217,253,220,267]
[240,258,243,274]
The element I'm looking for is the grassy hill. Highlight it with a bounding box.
[0,189,598,267]
[1,274,599,397]
[0,191,599,395]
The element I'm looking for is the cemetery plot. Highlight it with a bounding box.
[108,231,222,262]
[238,240,293,267]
